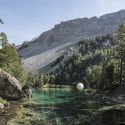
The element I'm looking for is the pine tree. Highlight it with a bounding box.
[0,32,26,85]
[116,24,125,84]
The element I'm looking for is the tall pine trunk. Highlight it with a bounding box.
[120,56,123,85]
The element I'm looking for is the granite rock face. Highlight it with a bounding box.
[18,10,125,73]
[0,69,22,100]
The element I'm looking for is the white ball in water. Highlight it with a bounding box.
[76,83,84,90]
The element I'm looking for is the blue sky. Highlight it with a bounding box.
[0,0,125,45]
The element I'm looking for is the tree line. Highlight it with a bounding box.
[1,21,125,91]
[0,32,26,85]
[52,24,125,92]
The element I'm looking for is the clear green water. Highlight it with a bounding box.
[32,88,100,125]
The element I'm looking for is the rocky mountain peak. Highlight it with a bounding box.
[18,10,125,73]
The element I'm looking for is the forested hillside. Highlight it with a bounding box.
[54,34,115,87]
[53,24,125,91]
[28,24,125,92]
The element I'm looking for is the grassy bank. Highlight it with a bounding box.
[0,98,7,105]
[42,84,74,89]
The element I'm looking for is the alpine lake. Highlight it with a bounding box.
[1,88,125,125]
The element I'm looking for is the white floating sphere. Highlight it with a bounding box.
[76,83,84,90]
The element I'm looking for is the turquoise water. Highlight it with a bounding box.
[32,88,100,125]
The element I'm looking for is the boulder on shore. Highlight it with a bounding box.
[0,69,22,100]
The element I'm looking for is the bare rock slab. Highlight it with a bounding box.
[0,69,22,100]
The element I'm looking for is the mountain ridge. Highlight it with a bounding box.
[18,9,125,73]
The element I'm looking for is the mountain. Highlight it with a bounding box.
[18,10,125,73]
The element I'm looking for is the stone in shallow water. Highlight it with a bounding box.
[92,104,125,125]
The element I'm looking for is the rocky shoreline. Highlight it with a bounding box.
[0,68,33,125]
[0,99,40,125]
[0,101,22,125]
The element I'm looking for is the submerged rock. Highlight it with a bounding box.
[93,104,125,125]
[0,69,22,100]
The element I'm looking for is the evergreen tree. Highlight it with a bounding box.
[116,24,125,84]
[105,63,114,88]
[0,32,26,85]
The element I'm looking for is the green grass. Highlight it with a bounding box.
[42,84,73,89]
[0,97,7,105]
